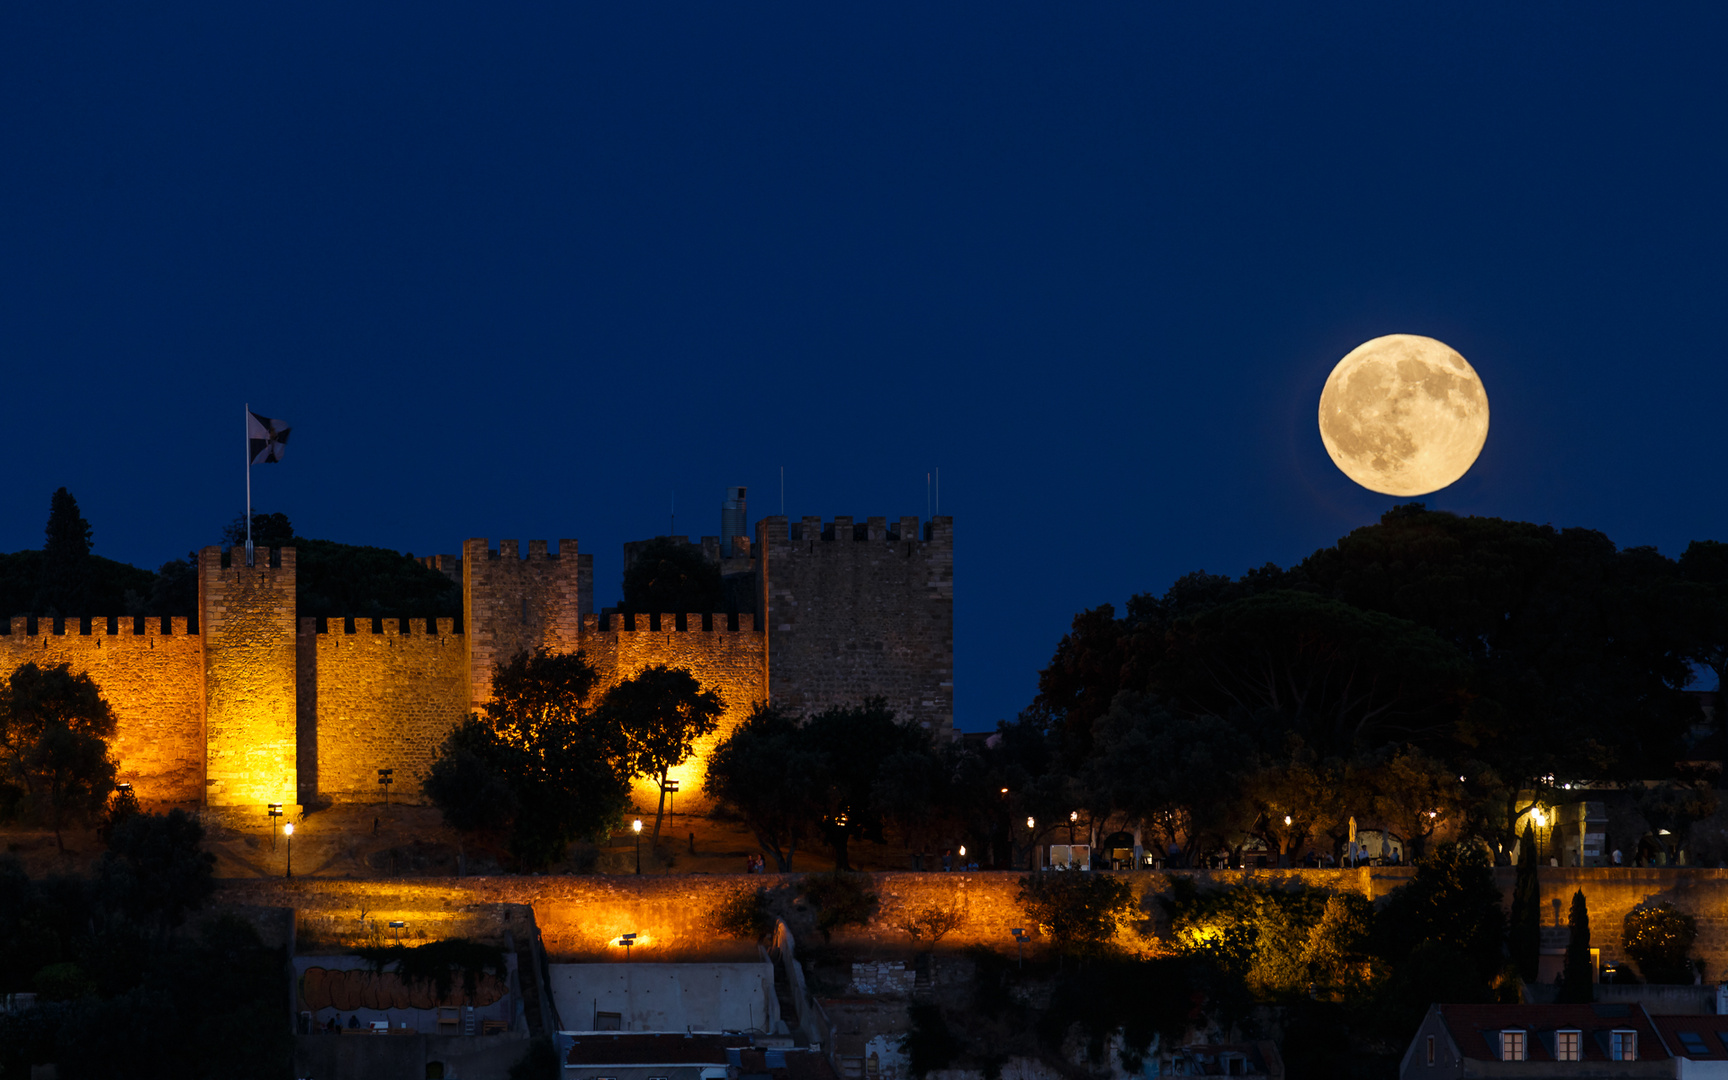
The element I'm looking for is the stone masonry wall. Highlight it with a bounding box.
[756,515,953,734]
[304,617,468,804]
[199,546,298,807]
[217,867,1728,978]
[0,616,203,804]
[462,539,581,711]
[579,612,768,812]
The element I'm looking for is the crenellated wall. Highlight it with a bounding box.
[581,611,767,810]
[757,515,953,734]
[462,539,582,712]
[0,615,204,804]
[303,617,468,804]
[199,546,298,807]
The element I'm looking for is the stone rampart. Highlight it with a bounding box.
[199,546,298,807]
[462,538,582,711]
[580,612,767,811]
[0,615,203,804]
[215,867,1728,977]
[757,515,953,734]
[302,617,468,804]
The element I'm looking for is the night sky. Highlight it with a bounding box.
[2,6,1724,729]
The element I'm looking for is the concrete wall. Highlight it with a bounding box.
[199,546,298,807]
[294,1032,531,1080]
[548,962,777,1033]
[0,615,203,804]
[303,617,468,804]
[757,515,953,734]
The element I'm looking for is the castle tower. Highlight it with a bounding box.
[755,514,953,734]
[461,538,583,709]
[198,545,299,806]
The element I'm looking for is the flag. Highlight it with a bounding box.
[248,411,291,465]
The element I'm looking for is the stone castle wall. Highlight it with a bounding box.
[217,867,1728,979]
[199,546,298,807]
[301,617,468,804]
[581,612,768,811]
[462,538,582,712]
[757,515,953,734]
[0,615,204,804]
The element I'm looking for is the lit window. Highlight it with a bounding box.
[1555,1030,1581,1062]
[1426,1035,1435,1065]
[1500,1030,1526,1061]
[1611,1030,1638,1060]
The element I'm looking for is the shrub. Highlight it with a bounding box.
[896,899,967,943]
[1017,872,1133,956]
[801,872,879,941]
[711,887,776,941]
[1625,902,1698,984]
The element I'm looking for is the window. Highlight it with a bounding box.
[1500,1030,1526,1061]
[595,1012,622,1031]
[1426,1035,1435,1065]
[1555,1031,1581,1062]
[1678,1032,1710,1056]
[1611,1030,1638,1061]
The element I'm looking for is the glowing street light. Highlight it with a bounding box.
[1010,927,1027,969]
[1069,810,1078,844]
[633,819,643,875]
[1283,815,1292,827]
[283,822,294,879]
[389,919,407,944]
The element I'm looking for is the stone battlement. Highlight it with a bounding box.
[3,615,194,636]
[763,514,954,545]
[587,612,756,633]
[311,617,461,636]
[476,538,577,561]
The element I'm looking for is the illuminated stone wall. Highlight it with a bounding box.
[580,612,767,812]
[462,539,582,711]
[756,515,953,736]
[0,615,203,804]
[302,617,468,804]
[199,546,298,807]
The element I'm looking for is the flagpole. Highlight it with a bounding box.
[244,403,254,567]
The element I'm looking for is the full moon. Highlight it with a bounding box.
[1317,334,1489,496]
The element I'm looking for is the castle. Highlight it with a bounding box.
[0,507,954,813]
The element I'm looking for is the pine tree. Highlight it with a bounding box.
[1560,888,1593,1002]
[35,487,92,616]
[1511,822,1541,983]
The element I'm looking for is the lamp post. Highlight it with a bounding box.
[1069,810,1077,844]
[283,822,294,879]
[1026,816,1037,871]
[633,819,643,875]
[389,920,406,945]
[1010,928,1027,970]
[268,803,283,850]
[378,768,394,808]
[664,778,679,823]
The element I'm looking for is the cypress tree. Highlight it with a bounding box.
[1560,888,1593,1002]
[35,487,92,616]
[1511,822,1541,984]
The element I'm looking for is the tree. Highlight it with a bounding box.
[0,662,118,852]
[96,810,215,933]
[1016,872,1133,957]
[706,704,824,871]
[1560,889,1593,1003]
[598,664,723,850]
[423,650,631,870]
[622,538,724,615]
[1635,779,1719,863]
[36,488,92,616]
[1510,823,1540,984]
[1368,745,1465,859]
[1624,902,1697,984]
[801,699,940,870]
[1374,842,1505,983]
[1236,742,1345,866]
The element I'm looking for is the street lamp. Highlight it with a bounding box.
[378,768,394,807]
[268,803,283,849]
[1069,810,1078,844]
[389,920,406,945]
[1010,928,1027,970]
[283,822,294,879]
[1025,817,1037,871]
[632,819,643,875]
[663,778,680,822]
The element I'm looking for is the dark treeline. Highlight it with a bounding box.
[0,493,461,621]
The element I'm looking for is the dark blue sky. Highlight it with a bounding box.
[2,6,1724,728]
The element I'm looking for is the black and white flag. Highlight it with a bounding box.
[247,411,291,465]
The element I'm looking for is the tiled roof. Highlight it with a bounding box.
[1652,1016,1728,1060]
[1436,1004,1669,1062]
